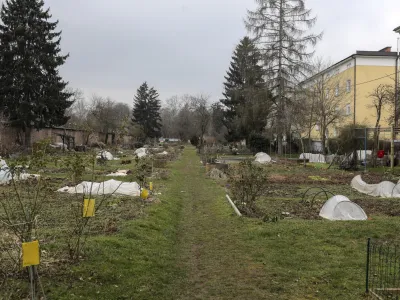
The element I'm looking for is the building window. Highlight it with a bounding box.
[335,84,339,97]
[345,103,351,116]
[346,80,351,93]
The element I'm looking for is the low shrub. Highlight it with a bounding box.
[90,141,106,148]
[228,160,269,215]
[248,133,269,154]
[153,159,168,168]
[190,136,199,147]
[134,142,144,149]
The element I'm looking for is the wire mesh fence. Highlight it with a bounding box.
[367,238,400,299]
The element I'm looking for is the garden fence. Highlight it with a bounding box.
[367,238,400,299]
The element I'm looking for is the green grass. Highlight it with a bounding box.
[4,147,400,299]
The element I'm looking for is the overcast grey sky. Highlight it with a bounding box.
[43,0,400,105]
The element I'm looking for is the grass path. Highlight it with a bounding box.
[171,148,271,299]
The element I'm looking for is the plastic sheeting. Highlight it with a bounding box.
[135,148,147,158]
[319,195,367,220]
[299,153,326,163]
[350,150,372,161]
[57,179,140,196]
[351,175,400,198]
[254,152,272,164]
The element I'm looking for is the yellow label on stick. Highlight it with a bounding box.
[22,240,40,267]
[149,182,153,191]
[141,189,149,199]
[83,199,95,217]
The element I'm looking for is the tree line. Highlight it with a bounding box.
[219,0,323,154]
[0,0,325,151]
[0,0,164,147]
[1,0,396,153]
[218,0,397,156]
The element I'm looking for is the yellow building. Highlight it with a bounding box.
[302,46,398,148]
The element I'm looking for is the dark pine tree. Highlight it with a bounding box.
[220,36,266,142]
[0,0,73,146]
[132,82,162,140]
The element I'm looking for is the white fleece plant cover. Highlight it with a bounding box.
[351,175,400,198]
[50,143,68,150]
[57,179,140,196]
[0,160,40,184]
[254,153,272,164]
[97,151,114,160]
[299,153,326,163]
[106,170,130,177]
[319,195,367,221]
[135,148,147,158]
[157,151,168,156]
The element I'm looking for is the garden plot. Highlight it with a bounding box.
[0,146,184,299]
[217,158,400,220]
[258,172,400,220]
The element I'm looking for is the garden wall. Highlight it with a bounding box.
[0,126,136,153]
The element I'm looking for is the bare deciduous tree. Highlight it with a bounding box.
[245,0,322,154]
[160,96,182,138]
[190,95,211,150]
[66,92,131,145]
[289,88,315,165]
[306,59,347,154]
[368,84,394,166]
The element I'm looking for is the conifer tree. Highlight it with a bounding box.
[245,0,322,154]
[132,82,162,139]
[221,37,270,142]
[0,0,73,145]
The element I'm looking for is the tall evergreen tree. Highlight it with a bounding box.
[132,82,162,139]
[245,0,322,154]
[221,36,271,142]
[0,0,73,145]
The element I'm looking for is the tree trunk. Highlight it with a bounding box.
[277,0,284,156]
[24,128,32,148]
[326,137,331,155]
[372,126,380,167]
[277,134,283,155]
[320,127,326,155]
[300,137,307,167]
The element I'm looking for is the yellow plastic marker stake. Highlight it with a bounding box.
[141,189,149,200]
[22,240,40,267]
[83,199,95,217]
[149,182,153,191]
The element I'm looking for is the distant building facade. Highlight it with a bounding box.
[302,46,398,143]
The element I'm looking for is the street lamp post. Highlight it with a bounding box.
[394,26,400,127]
